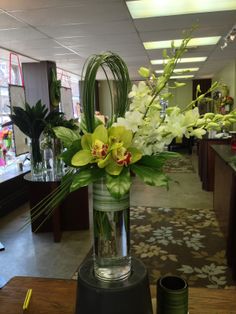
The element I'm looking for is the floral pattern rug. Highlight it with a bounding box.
[163,155,195,173]
[130,206,236,288]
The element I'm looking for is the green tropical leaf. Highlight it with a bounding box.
[139,152,180,169]
[130,164,169,187]
[106,168,131,199]
[44,110,78,138]
[139,155,165,169]
[70,168,104,192]
[53,126,80,148]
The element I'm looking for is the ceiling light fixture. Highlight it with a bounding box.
[151,57,207,65]
[170,75,194,79]
[155,67,199,74]
[126,0,236,19]
[221,24,236,50]
[144,37,220,50]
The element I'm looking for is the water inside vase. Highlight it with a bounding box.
[93,208,131,281]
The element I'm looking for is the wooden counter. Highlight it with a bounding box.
[0,165,30,217]
[212,144,236,280]
[0,276,235,314]
[198,137,231,191]
[24,172,89,242]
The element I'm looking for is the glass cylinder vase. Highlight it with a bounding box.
[30,137,43,179]
[52,137,64,177]
[93,178,131,281]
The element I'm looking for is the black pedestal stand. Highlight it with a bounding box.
[75,257,153,314]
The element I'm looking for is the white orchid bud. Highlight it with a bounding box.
[138,67,150,78]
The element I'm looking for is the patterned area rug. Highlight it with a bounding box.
[73,206,235,288]
[163,155,195,173]
[130,206,235,288]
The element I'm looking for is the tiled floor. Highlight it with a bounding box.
[0,152,213,284]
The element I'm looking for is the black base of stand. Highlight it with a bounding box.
[75,257,153,314]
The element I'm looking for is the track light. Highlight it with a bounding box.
[221,24,236,50]
[230,34,236,41]
[221,41,228,50]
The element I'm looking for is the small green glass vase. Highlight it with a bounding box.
[156,275,188,314]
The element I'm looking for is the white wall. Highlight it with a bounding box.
[98,79,193,116]
[213,59,236,100]
[213,59,236,130]
[97,80,114,118]
[168,80,192,110]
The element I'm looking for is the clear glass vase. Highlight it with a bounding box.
[30,138,43,179]
[41,133,64,179]
[42,134,54,171]
[93,178,131,281]
[52,138,64,177]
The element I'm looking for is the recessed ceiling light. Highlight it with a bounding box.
[55,53,75,56]
[126,0,236,19]
[151,57,207,65]
[170,75,194,79]
[155,67,199,74]
[144,37,221,50]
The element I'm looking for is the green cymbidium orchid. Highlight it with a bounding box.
[71,124,109,167]
[71,124,142,175]
[107,125,142,175]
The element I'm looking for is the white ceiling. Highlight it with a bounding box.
[0,0,236,80]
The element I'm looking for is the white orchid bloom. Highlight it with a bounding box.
[114,111,143,132]
[190,128,207,138]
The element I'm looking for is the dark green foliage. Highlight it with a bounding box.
[44,110,78,137]
[10,100,48,139]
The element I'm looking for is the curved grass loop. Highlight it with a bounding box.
[81,52,131,132]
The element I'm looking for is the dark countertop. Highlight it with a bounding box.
[0,165,31,184]
[202,137,232,141]
[211,144,236,172]
[24,170,64,183]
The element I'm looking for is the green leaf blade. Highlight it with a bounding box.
[131,164,169,187]
[106,168,131,199]
[53,126,80,148]
[70,168,104,192]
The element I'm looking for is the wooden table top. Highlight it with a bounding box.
[0,276,236,314]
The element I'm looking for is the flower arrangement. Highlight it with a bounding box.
[0,143,7,166]
[29,29,236,210]
[26,28,236,282]
[0,128,12,149]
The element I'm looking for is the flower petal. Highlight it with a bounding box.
[105,160,123,176]
[71,150,93,166]
[128,147,142,164]
[97,153,112,168]
[109,126,133,148]
[81,133,92,150]
[92,124,108,144]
